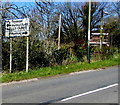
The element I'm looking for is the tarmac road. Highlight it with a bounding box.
[2,66,118,104]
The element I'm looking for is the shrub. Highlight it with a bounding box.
[91,46,119,61]
[73,45,87,62]
[53,48,68,65]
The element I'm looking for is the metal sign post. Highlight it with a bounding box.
[88,0,91,64]
[26,36,29,72]
[100,9,104,49]
[10,38,12,73]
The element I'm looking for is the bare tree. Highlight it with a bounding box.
[32,0,58,39]
[30,0,60,54]
[52,2,107,45]
[1,2,30,36]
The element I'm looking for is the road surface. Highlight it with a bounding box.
[2,66,118,104]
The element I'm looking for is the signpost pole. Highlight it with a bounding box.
[10,38,12,73]
[26,36,29,72]
[100,9,104,49]
[88,0,91,64]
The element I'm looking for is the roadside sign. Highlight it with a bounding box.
[5,18,30,37]
[4,18,30,73]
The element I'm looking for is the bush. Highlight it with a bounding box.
[2,38,52,72]
[29,40,50,69]
[91,46,119,61]
[29,51,50,69]
[2,41,10,72]
[53,48,68,65]
[73,45,87,62]
[2,37,27,72]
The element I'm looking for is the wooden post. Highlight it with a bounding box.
[58,14,61,50]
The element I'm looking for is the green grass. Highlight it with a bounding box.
[1,57,120,83]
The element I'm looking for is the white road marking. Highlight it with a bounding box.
[61,83,118,102]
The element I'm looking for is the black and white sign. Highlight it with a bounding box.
[5,18,30,37]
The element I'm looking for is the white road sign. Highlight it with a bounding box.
[5,18,30,37]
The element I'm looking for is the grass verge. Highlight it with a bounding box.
[1,58,120,83]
